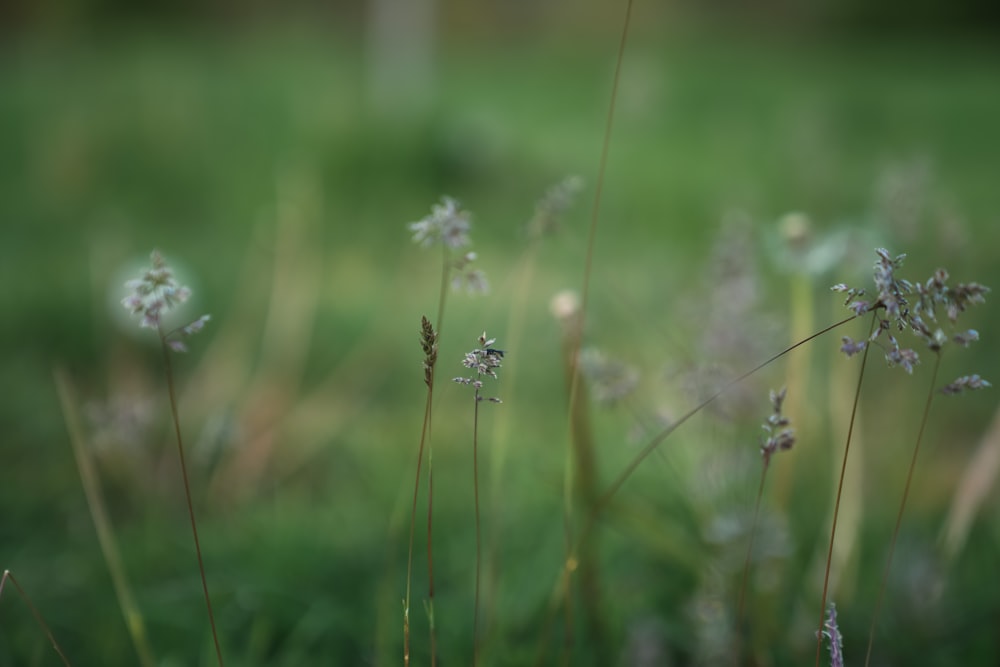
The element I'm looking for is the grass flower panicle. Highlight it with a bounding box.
[121,250,210,351]
[409,196,489,296]
[409,196,471,249]
[833,248,991,376]
[760,387,795,467]
[453,332,504,402]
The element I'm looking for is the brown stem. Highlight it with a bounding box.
[814,313,877,667]
[863,351,941,666]
[473,392,482,666]
[1,570,72,666]
[159,331,224,666]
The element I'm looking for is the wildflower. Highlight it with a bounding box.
[121,250,210,351]
[453,332,503,403]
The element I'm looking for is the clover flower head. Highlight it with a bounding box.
[121,250,210,351]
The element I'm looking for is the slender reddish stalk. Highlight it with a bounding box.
[0,570,72,666]
[159,330,224,666]
[814,313,877,667]
[863,351,941,666]
[472,391,483,666]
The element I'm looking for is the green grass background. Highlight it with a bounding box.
[2,13,1000,666]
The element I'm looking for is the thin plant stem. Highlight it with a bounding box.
[814,312,877,667]
[559,1,634,659]
[159,329,224,667]
[404,392,433,666]
[473,390,483,666]
[405,245,452,667]
[735,461,771,666]
[863,351,942,666]
[425,244,452,666]
[54,369,156,667]
[1,570,72,666]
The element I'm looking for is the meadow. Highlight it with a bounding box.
[2,10,1000,666]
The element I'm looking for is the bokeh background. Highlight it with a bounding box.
[3,1,1000,665]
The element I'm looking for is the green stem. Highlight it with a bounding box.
[55,369,156,667]
[814,313,877,667]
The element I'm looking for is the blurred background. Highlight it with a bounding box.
[2,1,1000,665]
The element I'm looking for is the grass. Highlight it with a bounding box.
[2,14,1000,666]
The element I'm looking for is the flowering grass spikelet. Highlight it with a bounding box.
[121,250,210,351]
[453,332,504,403]
[420,315,438,387]
[819,603,845,667]
[760,387,795,467]
[408,196,471,249]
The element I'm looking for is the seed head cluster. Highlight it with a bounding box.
[453,332,504,403]
[408,196,489,295]
[833,248,990,389]
[121,250,210,352]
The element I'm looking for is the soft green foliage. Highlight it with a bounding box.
[2,21,1000,666]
